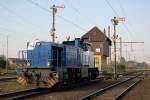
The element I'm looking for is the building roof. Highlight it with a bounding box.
[82,26,111,45]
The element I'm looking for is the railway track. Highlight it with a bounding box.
[101,70,143,80]
[0,77,17,81]
[0,88,50,100]
[0,79,101,100]
[114,80,142,100]
[26,71,144,100]
[0,71,144,100]
[79,74,143,100]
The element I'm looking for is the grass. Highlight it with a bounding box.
[0,68,17,76]
[126,66,150,72]
[0,80,25,93]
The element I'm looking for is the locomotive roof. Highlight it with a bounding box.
[34,41,64,48]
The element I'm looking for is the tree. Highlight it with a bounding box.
[136,62,148,67]
[120,57,126,64]
[0,55,6,68]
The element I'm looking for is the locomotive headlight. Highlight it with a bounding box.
[47,62,50,66]
[47,60,52,66]
[27,60,31,66]
[27,62,30,66]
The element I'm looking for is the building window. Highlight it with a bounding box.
[96,48,100,52]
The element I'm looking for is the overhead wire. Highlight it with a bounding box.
[56,15,86,31]
[26,0,86,31]
[105,0,145,62]
[117,0,137,40]
[26,0,50,12]
[105,0,119,16]
[62,0,99,26]
[104,0,134,39]
[116,0,144,58]
[0,26,34,42]
[117,0,127,17]
[0,2,44,34]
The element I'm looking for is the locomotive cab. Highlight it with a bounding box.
[17,42,63,87]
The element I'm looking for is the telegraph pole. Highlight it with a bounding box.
[2,44,4,56]
[50,4,65,43]
[120,37,122,62]
[108,26,112,64]
[111,17,125,79]
[125,44,128,61]
[5,36,8,73]
[112,17,118,79]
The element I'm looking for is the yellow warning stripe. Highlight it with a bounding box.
[47,79,54,85]
[17,77,27,86]
[53,77,58,82]
[49,78,55,85]
[18,77,24,84]
[19,78,25,84]
[47,77,58,87]
[47,83,53,87]
[17,77,22,83]
[22,80,27,86]
[47,80,54,87]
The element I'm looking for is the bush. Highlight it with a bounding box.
[0,56,6,68]
[117,64,126,73]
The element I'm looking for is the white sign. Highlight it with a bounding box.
[96,48,100,52]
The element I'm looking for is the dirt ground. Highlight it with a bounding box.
[123,77,150,100]
[28,80,120,100]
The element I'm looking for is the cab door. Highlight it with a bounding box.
[52,46,63,68]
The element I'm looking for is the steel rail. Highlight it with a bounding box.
[0,88,50,100]
[0,77,17,81]
[114,79,142,100]
[79,74,141,100]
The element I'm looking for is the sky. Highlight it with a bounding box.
[0,0,150,64]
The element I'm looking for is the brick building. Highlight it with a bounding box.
[81,26,112,71]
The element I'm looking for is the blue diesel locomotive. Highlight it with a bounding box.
[17,38,99,87]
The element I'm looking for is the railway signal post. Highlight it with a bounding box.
[50,4,65,43]
[111,17,125,79]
